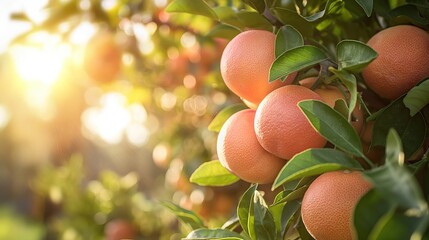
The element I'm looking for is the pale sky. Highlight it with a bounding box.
[0,0,48,52]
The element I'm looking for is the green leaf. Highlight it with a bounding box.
[166,0,217,19]
[185,228,246,240]
[272,148,363,189]
[354,189,394,240]
[390,4,429,25]
[208,104,248,132]
[336,40,378,73]
[372,98,427,159]
[279,200,301,237]
[190,160,240,186]
[364,129,428,210]
[329,68,359,123]
[271,185,308,204]
[237,184,257,236]
[404,78,429,116]
[243,0,266,13]
[270,196,302,238]
[207,24,241,40]
[370,208,425,239]
[275,25,304,58]
[299,0,332,22]
[252,192,277,240]
[235,11,272,30]
[212,6,237,21]
[222,216,241,231]
[269,46,328,82]
[354,0,373,16]
[298,100,364,157]
[161,201,205,230]
[271,7,315,37]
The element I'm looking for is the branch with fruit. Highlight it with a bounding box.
[164,0,429,239]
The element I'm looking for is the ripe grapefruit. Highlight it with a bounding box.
[217,109,285,184]
[104,219,136,240]
[301,170,372,240]
[220,30,296,107]
[362,25,429,100]
[254,85,326,159]
[84,31,122,83]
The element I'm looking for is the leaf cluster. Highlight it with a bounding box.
[164,0,429,239]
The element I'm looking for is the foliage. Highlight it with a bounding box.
[165,0,429,239]
[31,155,175,239]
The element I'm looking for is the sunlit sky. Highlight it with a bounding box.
[0,0,167,146]
[0,0,48,53]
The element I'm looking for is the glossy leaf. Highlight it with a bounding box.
[185,228,246,240]
[166,0,217,19]
[190,160,239,186]
[242,0,266,13]
[354,0,373,16]
[269,199,301,238]
[336,40,377,73]
[372,98,427,159]
[208,104,247,132]
[298,0,331,22]
[252,192,277,240]
[329,68,358,122]
[271,185,308,204]
[390,4,429,25]
[235,11,272,30]
[269,46,327,82]
[273,148,362,189]
[207,24,241,39]
[298,100,364,157]
[271,7,315,37]
[354,189,394,240]
[364,129,427,210]
[370,208,424,239]
[161,201,205,230]
[275,25,304,58]
[221,216,241,231]
[237,184,257,236]
[403,78,429,116]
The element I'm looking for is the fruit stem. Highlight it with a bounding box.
[263,7,283,29]
[361,154,376,169]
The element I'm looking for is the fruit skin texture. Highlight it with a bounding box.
[220,30,296,106]
[301,171,372,240]
[217,109,285,184]
[254,85,327,160]
[362,25,429,100]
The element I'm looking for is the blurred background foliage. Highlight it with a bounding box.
[0,0,247,239]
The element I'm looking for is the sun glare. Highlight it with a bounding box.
[81,92,151,146]
[11,33,71,87]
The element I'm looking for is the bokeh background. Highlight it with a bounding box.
[0,0,249,239]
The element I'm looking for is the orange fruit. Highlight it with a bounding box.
[254,85,327,159]
[217,109,285,184]
[299,77,365,134]
[301,170,372,240]
[362,25,429,100]
[220,30,296,106]
[84,31,122,83]
[104,219,136,240]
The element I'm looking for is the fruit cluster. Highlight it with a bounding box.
[216,25,429,239]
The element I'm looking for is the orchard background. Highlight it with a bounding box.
[0,0,429,239]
